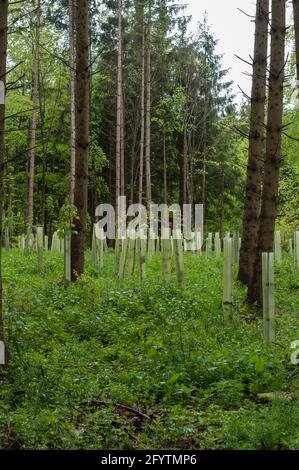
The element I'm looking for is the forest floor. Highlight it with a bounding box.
[0,249,298,450]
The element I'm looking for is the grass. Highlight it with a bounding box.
[0,248,298,449]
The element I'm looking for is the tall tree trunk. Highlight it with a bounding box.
[179,127,188,208]
[71,0,90,280]
[293,0,299,101]
[116,0,123,220]
[145,1,152,211]
[238,0,269,286]
[247,0,286,305]
[219,159,225,238]
[120,94,125,197]
[163,132,168,205]
[138,1,145,206]
[68,0,76,203]
[201,100,208,218]
[0,0,9,364]
[25,0,41,254]
[39,72,46,229]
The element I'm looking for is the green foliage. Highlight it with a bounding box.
[56,204,79,237]
[0,250,298,449]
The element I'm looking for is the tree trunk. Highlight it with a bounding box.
[116,0,123,220]
[219,160,225,238]
[201,100,208,218]
[25,0,41,255]
[71,0,90,280]
[145,1,152,211]
[247,0,286,306]
[68,0,76,204]
[0,0,9,364]
[120,94,125,197]
[293,0,299,101]
[138,1,145,206]
[163,132,168,205]
[238,0,269,286]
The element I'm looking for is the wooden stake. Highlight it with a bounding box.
[96,227,104,271]
[173,230,184,290]
[262,252,275,345]
[147,235,155,260]
[51,231,60,252]
[288,239,293,256]
[36,226,44,273]
[44,235,49,252]
[4,226,9,250]
[232,231,239,264]
[0,341,4,365]
[294,231,299,269]
[162,228,171,281]
[274,231,282,264]
[64,229,71,287]
[195,230,202,255]
[114,236,121,276]
[139,230,146,280]
[127,231,136,276]
[223,236,233,321]
[118,235,128,279]
[215,232,221,259]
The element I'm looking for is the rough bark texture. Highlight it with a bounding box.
[145,1,152,211]
[71,0,89,280]
[247,0,286,305]
[138,1,145,206]
[293,1,299,94]
[163,133,167,205]
[116,0,123,218]
[238,0,269,286]
[69,0,76,203]
[0,0,9,363]
[25,0,41,254]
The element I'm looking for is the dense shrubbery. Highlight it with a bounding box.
[0,250,298,449]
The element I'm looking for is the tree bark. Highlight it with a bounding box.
[25,0,41,255]
[238,0,269,286]
[138,1,145,206]
[293,1,299,96]
[145,1,152,211]
[163,132,168,205]
[0,0,9,364]
[68,0,76,204]
[71,0,90,280]
[116,0,123,219]
[247,0,286,306]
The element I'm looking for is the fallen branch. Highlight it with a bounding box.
[80,399,151,421]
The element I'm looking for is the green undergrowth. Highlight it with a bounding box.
[0,249,298,449]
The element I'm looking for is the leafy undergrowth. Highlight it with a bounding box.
[0,249,298,450]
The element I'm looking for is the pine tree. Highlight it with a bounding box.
[25,0,41,255]
[0,0,9,364]
[248,0,286,305]
[71,0,90,280]
[238,0,269,286]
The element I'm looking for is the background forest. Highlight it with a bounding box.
[0,0,298,452]
[3,0,297,241]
